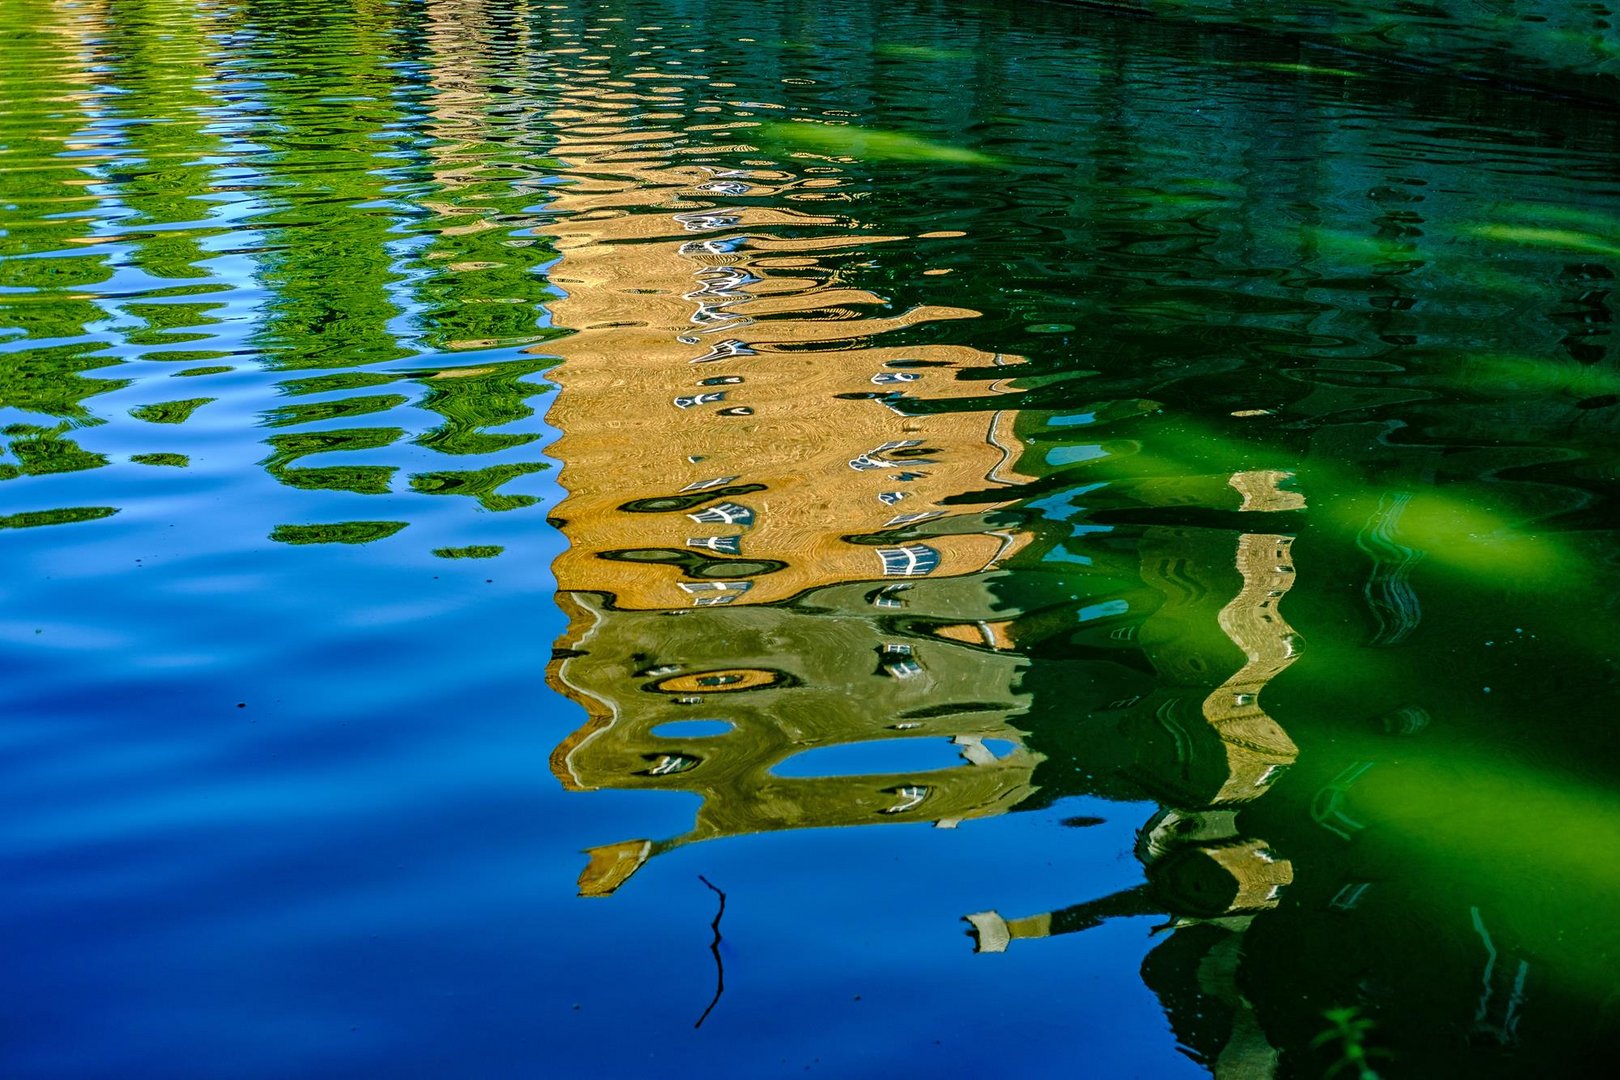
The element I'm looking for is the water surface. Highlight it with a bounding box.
[4,1,1620,1077]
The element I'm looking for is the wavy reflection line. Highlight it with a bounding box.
[965,482,1305,1072]
[1204,532,1301,805]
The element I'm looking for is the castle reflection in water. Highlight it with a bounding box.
[533,83,1313,1072]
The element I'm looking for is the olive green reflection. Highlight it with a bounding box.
[0,506,119,530]
[549,578,1040,898]
[269,521,407,546]
[130,398,213,425]
[757,121,1006,166]
[0,424,108,480]
[433,545,504,559]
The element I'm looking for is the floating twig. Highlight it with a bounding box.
[694,875,727,1029]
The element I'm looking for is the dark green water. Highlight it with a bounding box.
[4,1,1619,1076]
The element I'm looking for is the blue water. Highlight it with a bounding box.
[6,0,1620,1075]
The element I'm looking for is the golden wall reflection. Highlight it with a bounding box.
[535,73,1041,894]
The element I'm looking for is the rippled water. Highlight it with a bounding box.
[4,1,1619,1076]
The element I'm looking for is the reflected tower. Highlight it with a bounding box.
[537,61,1043,895]
[960,471,1305,1077]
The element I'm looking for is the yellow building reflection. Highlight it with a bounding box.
[535,77,1041,894]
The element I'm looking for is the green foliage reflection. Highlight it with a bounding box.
[269,520,407,545]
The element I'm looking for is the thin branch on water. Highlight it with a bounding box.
[694,875,727,1029]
